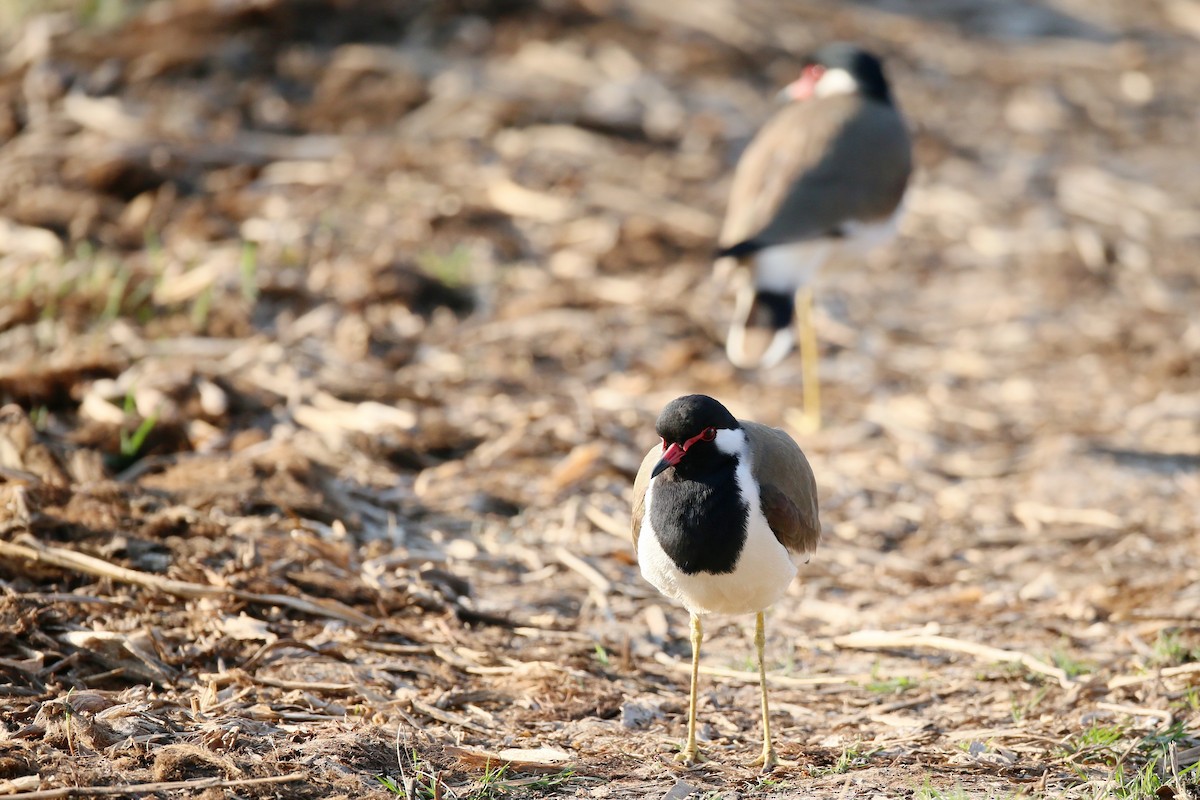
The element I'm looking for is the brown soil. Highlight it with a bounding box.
[1,0,1198,797]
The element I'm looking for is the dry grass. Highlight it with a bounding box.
[1,0,1198,797]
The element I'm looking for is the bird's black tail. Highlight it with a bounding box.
[715,239,764,260]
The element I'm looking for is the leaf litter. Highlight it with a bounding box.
[1,0,1199,798]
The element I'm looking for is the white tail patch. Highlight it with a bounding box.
[726,318,794,369]
[725,284,796,369]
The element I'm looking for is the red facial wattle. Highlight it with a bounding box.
[785,64,825,101]
[652,427,718,477]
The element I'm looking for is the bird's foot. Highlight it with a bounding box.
[749,748,796,773]
[674,745,709,767]
[784,407,821,436]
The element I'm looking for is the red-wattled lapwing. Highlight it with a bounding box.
[718,43,912,432]
[631,394,820,770]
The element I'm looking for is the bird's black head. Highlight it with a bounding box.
[652,395,741,478]
[787,42,894,104]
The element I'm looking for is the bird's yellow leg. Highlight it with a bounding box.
[675,612,707,765]
[786,287,822,434]
[749,612,795,771]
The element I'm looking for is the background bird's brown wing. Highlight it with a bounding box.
[630,444,661,553]
[719,95,912,251]
[743,421,821,557]
[719,98,852,248]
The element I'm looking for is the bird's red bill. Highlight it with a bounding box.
[652,428,717,478]
[661,442,686,465]
[651,442,685,477]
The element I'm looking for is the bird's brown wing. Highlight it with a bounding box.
[719,95,911,252]
[743,421,821,557]
[630,444,661,554]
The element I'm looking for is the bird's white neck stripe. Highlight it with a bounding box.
[714,428,760,510]
[713,427,749,458]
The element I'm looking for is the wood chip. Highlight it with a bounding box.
[444,745,573,773]
[544,441,605,494]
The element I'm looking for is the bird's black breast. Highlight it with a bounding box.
[650,466,748,576]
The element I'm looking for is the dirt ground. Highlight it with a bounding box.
[0,0,1198,797]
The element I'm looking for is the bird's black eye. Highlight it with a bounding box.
[701,427,716,441]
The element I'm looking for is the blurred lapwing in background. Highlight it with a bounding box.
[632,395,820,770]
[717,43,912,431]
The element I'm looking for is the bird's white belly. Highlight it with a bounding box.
[638,484,798,616]
[754,242,830,293]
[753,201,906,290]
[841,203,904,254]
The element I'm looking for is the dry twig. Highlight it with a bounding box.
[1094,701,1173,723]
[553,546,612,595]
[409,698,493,734]
[833,629,1073,688]
[0,773,306,799]
[651,651,861,688]
[0,538,375,627]
[1108,662,1200,689]
[583,503,629,539]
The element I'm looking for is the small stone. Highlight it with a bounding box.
[661,779,699,800]
[1018,570,1059,601]
[620,701,663,729]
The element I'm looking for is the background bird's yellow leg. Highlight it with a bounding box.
[675,612,706,765]
[787,287,822,434]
